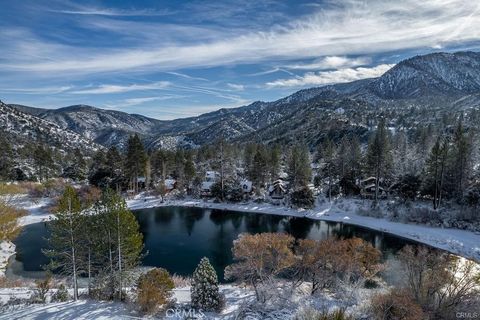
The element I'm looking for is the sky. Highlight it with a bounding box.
[1,0,480,120]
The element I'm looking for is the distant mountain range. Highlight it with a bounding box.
[2,51,480,151]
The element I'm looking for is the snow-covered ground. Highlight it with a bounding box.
[0,285,256,320]
[0,242,15,278]
[127,195,480,263]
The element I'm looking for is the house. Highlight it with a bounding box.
[201,171,220,196]
[164,178,177,191]
[269,179,287,199]
[359,177,387,198]
[240,179,253,193]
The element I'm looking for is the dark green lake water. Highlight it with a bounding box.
[12,206,416,281]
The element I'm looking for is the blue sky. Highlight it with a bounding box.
[1,0,480,119]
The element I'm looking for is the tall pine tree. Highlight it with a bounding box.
[366,119,392,204]
[125,134,147,193]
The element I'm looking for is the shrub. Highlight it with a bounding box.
[0,201,27,241]
[295,307,353,320]
[32,275,52,304]
[172,274,192,288]
[191,257,222,312]
[136,268,175,314]
[51,284,70,302]
[227,186,244,203]
[370,290,425,320]
[291,187,315,209]
[398,245,480,319]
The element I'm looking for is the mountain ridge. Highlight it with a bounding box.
[5,50,480,149]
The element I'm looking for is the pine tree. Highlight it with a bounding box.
[33,145,54,182]
[251,146,268,189]
[0,132,13,181]
[184,152,196,190]
[44,186,83,300]
[288,145,311,189]
[424,137,449,210]
[366,119,392,204]
[321,139,336,202]
[269,144,281,182]
[191,257,221,312]
[449,122,473,200]
[125,134,147,193]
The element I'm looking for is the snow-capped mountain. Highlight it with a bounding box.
[365,51,480,99]
[0,101,101,154]
[28,104,165,148]
[6,51,480,149]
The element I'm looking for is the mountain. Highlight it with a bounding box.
[7,51,480,149]
[366,51,480,99]
[0,101,101,154]
[24,104,165,148]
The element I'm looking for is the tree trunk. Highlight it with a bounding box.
[68,199,78,301]
[117,211,122,301]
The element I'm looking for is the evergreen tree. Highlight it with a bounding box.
[366,119,392,204]
[125,134,147,193]
[251,146,268,189]
[44,186,83,300]
[423,137,449,209]
[191,257,221,312]
[106,146,124,191]
[63,148,87,181]
[0,132,13,181]
[320,139,336,202]
[33,145,54,182]
[449,122,473,201]
[244,143,257,179]
[287,145,311,189]
[268,144,281,182]
[213,138,235,201]
[184,152,196,190]
[174,149,185,190]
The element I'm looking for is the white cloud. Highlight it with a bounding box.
[2,0,480,76]
[0,86,72,94]
[48,3,172,17]
[120,95,180,107]
[227,83,245,91]
[285,56,371,70]
[71,81,171,94]
[266,64,394,88]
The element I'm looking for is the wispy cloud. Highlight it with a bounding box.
[48,3,173,17]
[0,85,73,94]
[285,56,371,70]
[71,81,171,94]
[165,72,209,82]
[227,83,245,91]
[116,95,182,107]
[266,64,394,88]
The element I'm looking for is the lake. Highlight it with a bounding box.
[11,206,417,281]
